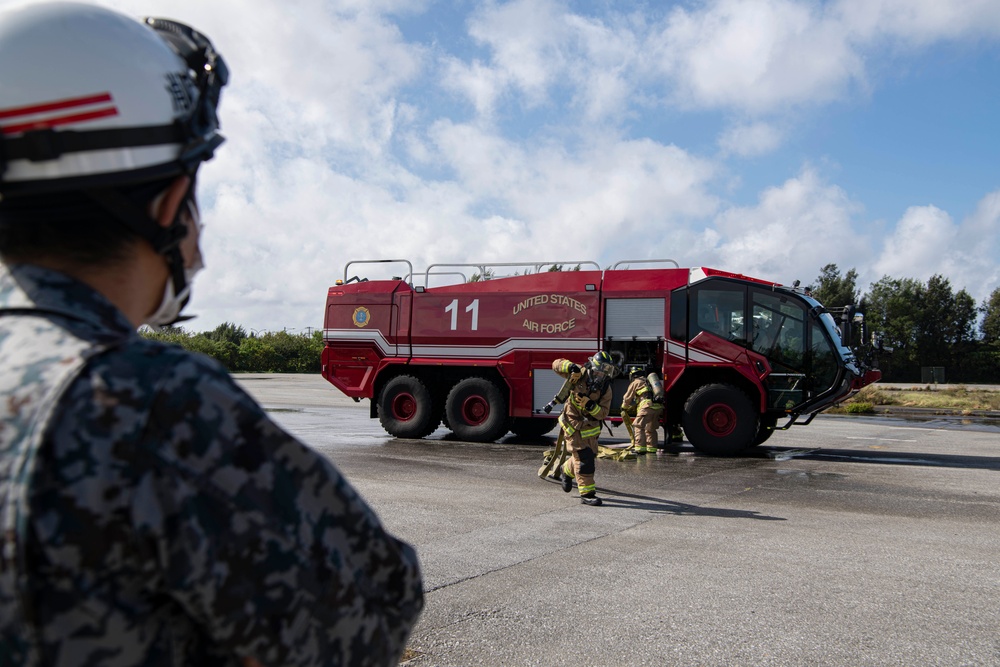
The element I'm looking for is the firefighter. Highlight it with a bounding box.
[620,365,645,449]
[621,366,665,454]
[552,351,618,506]
[620,366,641,445]
[0,4,422,665]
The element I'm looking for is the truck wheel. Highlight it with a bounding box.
[751,416,778,446]
[682,384,758,456]
[509,417,557,438]
[378,375,439,439]
[445,377,509,442]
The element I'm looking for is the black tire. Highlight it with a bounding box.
[509,417,557,438]
[445,377,509,442]
[378,375,439,439]
[751,416,778,447]
[682,383,758,456]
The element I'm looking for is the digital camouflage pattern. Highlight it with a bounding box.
[0,263,423,666]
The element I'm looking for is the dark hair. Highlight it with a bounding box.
[0,177,175,265]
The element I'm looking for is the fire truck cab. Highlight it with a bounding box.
[322,259,880,456]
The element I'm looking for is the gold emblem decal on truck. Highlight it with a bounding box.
[352,306,371,327]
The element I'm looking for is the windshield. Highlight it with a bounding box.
[686,280,862,412]
[816,310,861,375]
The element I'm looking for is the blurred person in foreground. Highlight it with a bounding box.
[0,3,422,665]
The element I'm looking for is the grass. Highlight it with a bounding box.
[833,384,1000,413]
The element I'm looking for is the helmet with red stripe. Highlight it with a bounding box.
[0,2,227,194]
[0,2,229,328]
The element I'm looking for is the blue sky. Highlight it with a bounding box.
[5,0,998,332]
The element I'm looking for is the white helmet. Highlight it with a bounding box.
[0,2,227,194]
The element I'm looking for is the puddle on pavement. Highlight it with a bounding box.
[766,448,818,461]
[811,452,958,467]
[775,469,846,480]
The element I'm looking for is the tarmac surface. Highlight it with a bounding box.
[235,374,1000,667]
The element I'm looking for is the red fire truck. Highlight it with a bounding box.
[321,259,881,456]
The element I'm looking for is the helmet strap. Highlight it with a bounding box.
[84,179,196,325]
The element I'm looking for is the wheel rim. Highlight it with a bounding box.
[391,392,417,421]
[461,395,489,426]
[703,402,737,437]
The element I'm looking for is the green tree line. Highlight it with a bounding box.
[141,323,323,373]
[810,264,1000,383]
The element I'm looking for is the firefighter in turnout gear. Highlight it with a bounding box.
[552,351,617,506]
[621,366,665,454]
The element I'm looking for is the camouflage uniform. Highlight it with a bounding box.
[551,359,612,498]
[0,264,423,666]
[621,376,663,452]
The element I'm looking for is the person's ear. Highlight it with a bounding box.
[151,175,192,229]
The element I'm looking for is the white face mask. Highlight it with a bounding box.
[142,257,204,329]
[143,200,204,330]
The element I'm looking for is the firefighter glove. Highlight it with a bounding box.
[584,399,596,411]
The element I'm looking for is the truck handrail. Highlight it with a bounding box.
[424,260,601,286]
[421,271,469,286]
[343,259,414,284]
[611,258,680,270]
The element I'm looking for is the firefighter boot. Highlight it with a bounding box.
[579,481,602,506]
[561,462,574,493]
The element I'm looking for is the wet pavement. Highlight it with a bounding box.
[235,374,1000,667]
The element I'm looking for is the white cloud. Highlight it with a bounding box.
[458,0,644,124]
[698,168,870,286]
[427,121,720,251]
[644,0,1000,115]
[466,0,571,107]
[440,57,505,118]
[872,191,1000,303]
[101,0,426,155]
[718,121,784,157]
[872,205,955,279]
[835,0,1000,45]
[960,191,1000,301]
[442,0,1000,148]
[650,0,865,113]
